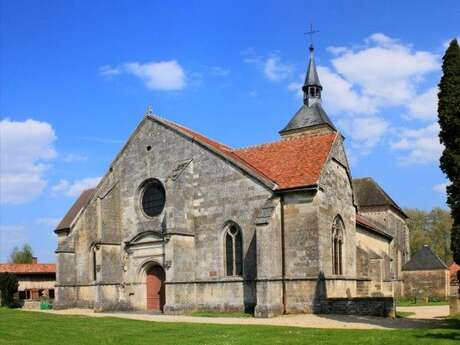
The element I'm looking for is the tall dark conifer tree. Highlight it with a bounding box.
[438,39,460,285]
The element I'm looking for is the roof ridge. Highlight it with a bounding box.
[148,114,233,151]
[424,245,449,269]
[234,132,336,152]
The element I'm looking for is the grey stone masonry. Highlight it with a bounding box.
[55,114,406,318]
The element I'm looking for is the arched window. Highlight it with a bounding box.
[332,216,344,275]
[92,246,97,281]
[224,223,243,276]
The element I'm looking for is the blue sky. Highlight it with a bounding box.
[1,0,459,263]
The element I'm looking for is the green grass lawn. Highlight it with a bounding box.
[0,308,459,345]
[396,298,450,307]
[396,311,416,318]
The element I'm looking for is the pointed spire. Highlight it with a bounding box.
[302,44,322,107]
[279,42,337,138]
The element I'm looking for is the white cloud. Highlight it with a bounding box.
[338,116,389,153]
[330,33,439,106]
[124,60,186,90]
[319,66,377,115]
[99,65,121,76]
[0,119,57,204]
[264,54,293,81]
[326,46,349,56]
[289,67,376,115]
[287,33,441,158]
[36,217,60,227]
[433,182,448,194]
[0,224,27,261]
[63,153,88,162]
[391,122,443,164]
[52,176,101,197]
[243,49,293,82]
[100,60,187,91]
[407,86,438,121]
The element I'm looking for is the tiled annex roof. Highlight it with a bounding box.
[0,263,55,275]
[356,213,393,240]
[152,115,337,190]
[402,245,448,271]
[55,188,96,231]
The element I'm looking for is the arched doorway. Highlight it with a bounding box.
[146,265,165,311]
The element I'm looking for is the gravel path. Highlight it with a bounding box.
[397,305,449,319]
[29,305,450,330]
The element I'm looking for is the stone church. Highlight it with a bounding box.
[54,44,409,317]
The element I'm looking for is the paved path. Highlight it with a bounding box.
[397,305,449,319]
[30,305,450,330]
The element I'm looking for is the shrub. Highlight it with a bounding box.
[0,273,19,307]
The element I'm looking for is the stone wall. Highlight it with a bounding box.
[321,297,394,317]
[55,116,396,317]
[56,117,273,312]
[403,269,450,300]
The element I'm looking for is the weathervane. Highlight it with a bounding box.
[305,24,319,48]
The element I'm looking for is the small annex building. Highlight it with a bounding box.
[54,44,410,317]
[0,258,56,303]
[402,245,449,300]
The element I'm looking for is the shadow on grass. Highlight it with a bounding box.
[417,332,460,342]
[315,313,451,330]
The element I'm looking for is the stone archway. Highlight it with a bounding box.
[146,265,165,311]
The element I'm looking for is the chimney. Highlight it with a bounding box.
[32,257,37,264]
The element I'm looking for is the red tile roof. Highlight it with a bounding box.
[0,263,56,275]
[450,262,460,284]
[233,133,337,189]
[56,117,338,233]
[156,115,337,190]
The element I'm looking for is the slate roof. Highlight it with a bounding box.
[402,245,448,271]
[353,177,407,218]
[305,46,322,87]
[279,103,337,134]
[0,263,56,275]
[356,213,393,240]
[55,188,96,232]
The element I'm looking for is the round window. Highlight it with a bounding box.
[141,180,165,217]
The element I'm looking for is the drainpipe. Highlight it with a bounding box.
[280,195,287,314]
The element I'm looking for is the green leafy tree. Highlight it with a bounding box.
[438,39,460,280]
[9,244,34,264]
[0,273,19,307]
[405,208,452,264]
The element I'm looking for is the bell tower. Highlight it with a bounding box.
[303,44,323,107]
[279,32,337,138]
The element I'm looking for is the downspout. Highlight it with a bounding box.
[280,195,287,314]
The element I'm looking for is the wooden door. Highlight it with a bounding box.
[146,266,165,311]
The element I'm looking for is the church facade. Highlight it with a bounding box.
[54,45,409,317]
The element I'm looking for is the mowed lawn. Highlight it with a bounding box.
[1,308,459,345]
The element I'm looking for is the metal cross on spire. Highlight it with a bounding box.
[305,24,319,48]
